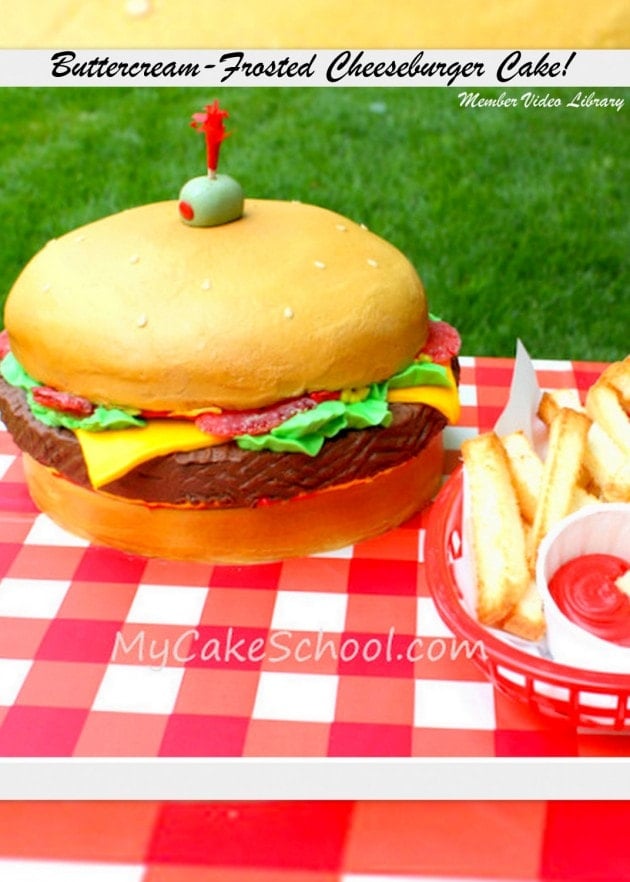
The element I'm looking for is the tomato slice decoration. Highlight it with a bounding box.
[308,390,340,404]
[420,320,461,363]
[195,395,318,437]
[140,410,176,419]
[32,386,95,417]
[0,330,11,360]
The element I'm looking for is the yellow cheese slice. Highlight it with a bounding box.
[75,368,460,490]
[75,419,224,489]
[387,372,461,425]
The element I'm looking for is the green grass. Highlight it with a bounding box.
[0,87,628,362]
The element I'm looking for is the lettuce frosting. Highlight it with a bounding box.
[236,360,451,456]
[0,352,144,431]
[0,350,451,455]
[386,358,451,389]
[236,383,391,456]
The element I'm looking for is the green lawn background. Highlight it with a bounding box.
[0,87,627,362]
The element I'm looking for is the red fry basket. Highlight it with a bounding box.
[426,464,630,731]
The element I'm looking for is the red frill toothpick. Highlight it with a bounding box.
[190,100,231,177]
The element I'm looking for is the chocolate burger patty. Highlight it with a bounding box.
[0,375,452,508]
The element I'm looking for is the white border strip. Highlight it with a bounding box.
[0,860,144,882]
[0,758,628,799]
[0,49,628,87]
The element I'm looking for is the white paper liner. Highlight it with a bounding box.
[455,341,551,662]
[493,339,543,444]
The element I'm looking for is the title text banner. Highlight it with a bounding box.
[0,49,628,87]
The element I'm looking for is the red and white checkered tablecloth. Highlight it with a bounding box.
[0,800,629,880]
[0,355,626,758]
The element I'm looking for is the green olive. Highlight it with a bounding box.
[178,174,244,227]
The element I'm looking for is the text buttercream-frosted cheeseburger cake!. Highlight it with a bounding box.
[0,102,461,562]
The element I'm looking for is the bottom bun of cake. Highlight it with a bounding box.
[23,435,443,563]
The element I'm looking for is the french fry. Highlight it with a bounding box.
[502,578,546,642]
[538,388,585,426]
[586,359,630,457]
[461,433,530,626]
[502,427,597,521]
[602,459,630,503]
[571,485,600,509]
[500,430,543,525]
[602,357,630,407]
[537,390,594,488]
[584,421,629,501]
[528,408,591,569]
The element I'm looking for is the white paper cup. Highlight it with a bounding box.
[536,503,630,674]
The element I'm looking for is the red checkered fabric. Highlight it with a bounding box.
[0,800,628,880]
[0,356,621,757]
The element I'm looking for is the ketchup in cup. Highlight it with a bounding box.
[549,554,630,646]
[535,503,630,673]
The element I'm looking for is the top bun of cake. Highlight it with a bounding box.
[5,199,428,412]
[3,1,626,50]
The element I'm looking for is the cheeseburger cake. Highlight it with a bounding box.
[0,104,461,562]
